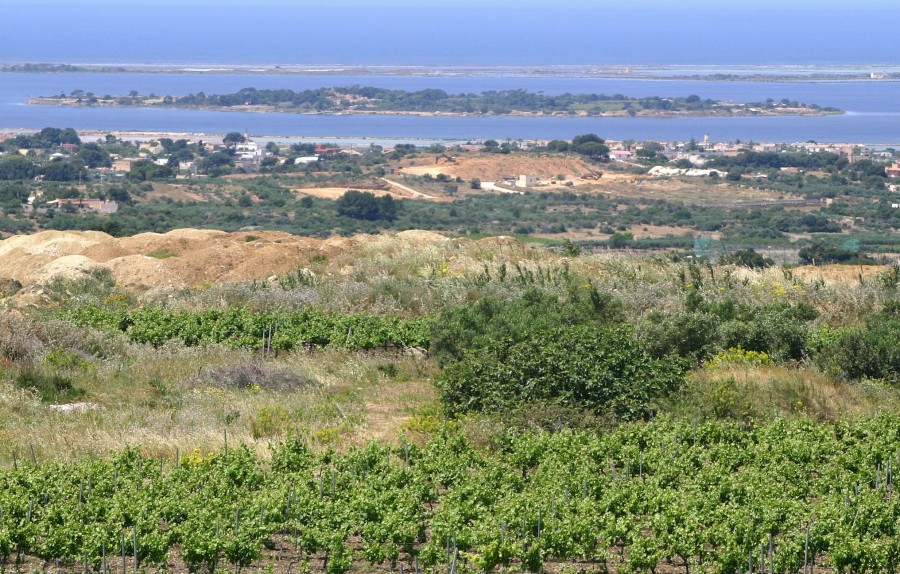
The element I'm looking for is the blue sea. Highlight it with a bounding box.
[3,4,900,142]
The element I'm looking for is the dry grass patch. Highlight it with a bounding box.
[0,345,437,464]
[586,178,798,204]
[670,364,900,422]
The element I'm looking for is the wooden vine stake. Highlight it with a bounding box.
[133,525,139,572]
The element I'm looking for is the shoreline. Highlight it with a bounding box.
[4,62,900,83]
[5,128,899,148]
[26,99,844,120]
[0,128,472,146]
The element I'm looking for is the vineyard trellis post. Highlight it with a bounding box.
[803,522,810,574]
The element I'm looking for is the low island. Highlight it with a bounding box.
[28,86,843,118]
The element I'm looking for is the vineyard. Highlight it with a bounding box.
[2,418,900,574]
[62,306,431,351]
[2,233,900,574]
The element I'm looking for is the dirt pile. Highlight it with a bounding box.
[0,228,451,300]
[401,153,599,182]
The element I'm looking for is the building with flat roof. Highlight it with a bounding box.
[46,199,119,213]
[516,174,537,188]
[113,158,141,172]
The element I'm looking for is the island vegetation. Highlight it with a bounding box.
[0,63,130,73]
[29,86,842,118]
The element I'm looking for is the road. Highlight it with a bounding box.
[380,178,436,199]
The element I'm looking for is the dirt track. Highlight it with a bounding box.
[291,187,405,200]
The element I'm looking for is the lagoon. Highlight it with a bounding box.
[3,73,900,143]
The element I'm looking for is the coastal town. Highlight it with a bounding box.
[1,126,898,268]
[2,127,897,189]
[4,128,896,180]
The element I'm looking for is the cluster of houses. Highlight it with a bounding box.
[24,189,119,214]
[293,144,352,166]
[44,198,119,213]
[8,129,900,216]
[111,140,362,176]
[110,137,269,177]
[599,135,900,172]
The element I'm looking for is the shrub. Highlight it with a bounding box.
[705,346,774,369]
[185,362,317,391]
[821,310,900,383]
[719,249,773,269]
[560,239,581,257]
[0,312,45,363]
[41,319,132,359]
[641,311,720,362]
[642,302,816,363]
[798,242,875,265]
[429,287,623,367]
[877,264,900,291]
[14,370,85,403]
[336,190,397,221]
[437,324,686,420]
[718,312,809,362]
[43,347,89,370]
[375,361,399,378]
[0,278,21,297]
[250,406,293,439]
[44,266,119,304]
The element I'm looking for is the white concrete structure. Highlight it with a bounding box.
[516,174,537,188]
[648,166,727,177]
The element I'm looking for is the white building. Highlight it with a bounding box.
[516,174,537,188]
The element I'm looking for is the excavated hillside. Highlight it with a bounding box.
[0,229,463,300]
[0,228,882,308]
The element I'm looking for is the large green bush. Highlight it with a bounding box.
[821,302,900,382]
[429,287,622,367]
[641,311,721,362]
[437,324,686,420]
[641,301,816,363]
[336,190,397,221]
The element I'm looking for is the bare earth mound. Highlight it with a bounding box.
[0,229,452,300]
[400,153,601,182]
[1,229,877,307]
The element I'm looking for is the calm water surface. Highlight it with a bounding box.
[3,73,900,143]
